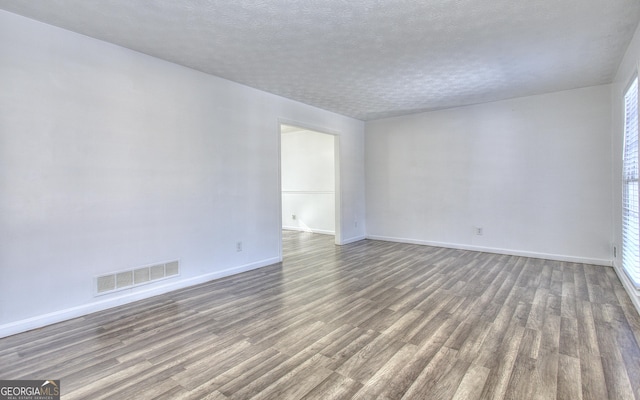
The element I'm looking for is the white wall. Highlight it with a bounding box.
[366,85,612,264]
[0,10,365,337]
[281,128,335,234]
[612,22,640,313]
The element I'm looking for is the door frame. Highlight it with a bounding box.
[277,118,341,261]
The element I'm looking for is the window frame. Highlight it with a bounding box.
[622,74,640,289]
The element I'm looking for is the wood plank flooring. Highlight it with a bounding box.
[2,231,640,399]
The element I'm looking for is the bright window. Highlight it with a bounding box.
[623,76,639,287]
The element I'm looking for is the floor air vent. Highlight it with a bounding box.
[96,260,180,295]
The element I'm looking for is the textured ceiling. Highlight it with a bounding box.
[1,1,639,121]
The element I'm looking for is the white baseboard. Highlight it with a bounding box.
[282,226,335,235]
[612,262,640,316]
[0,257,280,339]
[366,235,612,267]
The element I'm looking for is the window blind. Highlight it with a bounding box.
[623,76,639,287]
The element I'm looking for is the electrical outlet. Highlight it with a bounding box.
[475,227,483,236]
[236,241,242,252]
[292,214,296,220]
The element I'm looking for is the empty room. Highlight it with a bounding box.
[2,1,640,399]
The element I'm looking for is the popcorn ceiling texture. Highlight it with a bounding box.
[1,0,638,120]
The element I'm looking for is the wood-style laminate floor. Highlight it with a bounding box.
[2,231,640,399]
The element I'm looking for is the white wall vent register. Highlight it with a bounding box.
[95,260,180,295]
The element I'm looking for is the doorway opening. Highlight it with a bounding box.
[279,123,340,258]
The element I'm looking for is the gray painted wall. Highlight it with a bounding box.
[366,85,612,265]
[0,10,365,337]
